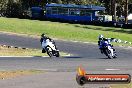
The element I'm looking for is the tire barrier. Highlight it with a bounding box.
[113,39,132,45]
[0,44,29,50]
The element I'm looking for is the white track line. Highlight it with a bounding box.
[38,69,58,72]
[105,69,120,71]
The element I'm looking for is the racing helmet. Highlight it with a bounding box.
[98,34,104,40]
[41,33,46,37]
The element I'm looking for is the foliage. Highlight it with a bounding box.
[0,0,132,17]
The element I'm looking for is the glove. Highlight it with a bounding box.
[51,40,55,44]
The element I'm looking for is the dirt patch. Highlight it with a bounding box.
[0,70,43,79]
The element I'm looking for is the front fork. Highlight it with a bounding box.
[107,46,114,56]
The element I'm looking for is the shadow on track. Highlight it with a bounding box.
[63,56,82,59]
[99,57,117,59]
[99,57,109,59]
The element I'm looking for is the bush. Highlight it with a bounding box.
[5,2,22,18]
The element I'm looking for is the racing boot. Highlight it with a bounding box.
[42,48,46,53]
[100,48,103,54]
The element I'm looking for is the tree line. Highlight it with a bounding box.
[0,0,132,18]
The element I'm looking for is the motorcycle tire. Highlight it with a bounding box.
[46,47,53,57]
[47,51,53,57]
[55,51,60,57]
[113,54,117,58]
[105,49,113,59]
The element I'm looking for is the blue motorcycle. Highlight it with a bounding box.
[101,41,117,59]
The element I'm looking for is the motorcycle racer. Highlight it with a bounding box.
[40,33,57,53]
[40,33,54,44]
[98,34,116,54]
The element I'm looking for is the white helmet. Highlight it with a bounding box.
[98,34,104,40]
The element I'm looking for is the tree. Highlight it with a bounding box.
[5,0,22,17]
[0,0,8,16]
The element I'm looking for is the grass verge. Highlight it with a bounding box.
[0,17,132,46]
[0,46,70,56]
[0,70,43,79]
[110,82,132,88]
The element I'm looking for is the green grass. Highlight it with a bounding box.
[110,82,132,88]
[0,17,132,45]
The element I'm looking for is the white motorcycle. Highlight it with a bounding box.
[42,39,60,57]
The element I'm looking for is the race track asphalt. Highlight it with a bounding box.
[0,32,132,88]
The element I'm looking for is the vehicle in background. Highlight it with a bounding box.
[128,13,132,24]
[31,7,44,19]
[103,15,112,22]
[45,3,105,22]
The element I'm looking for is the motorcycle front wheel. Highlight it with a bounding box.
[105,49,113,59]
[55,51,60,57]
[46,47,53,57]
